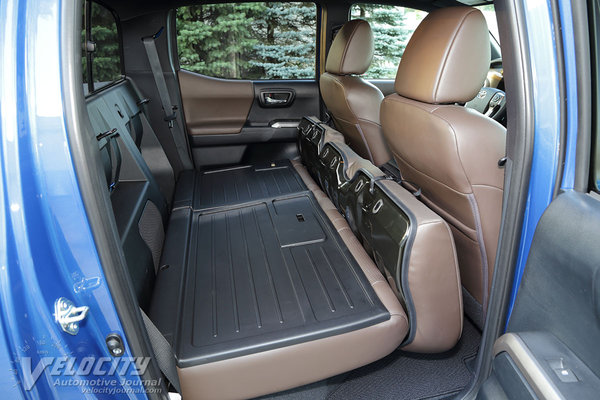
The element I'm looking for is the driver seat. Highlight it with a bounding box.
[380,7,506,326]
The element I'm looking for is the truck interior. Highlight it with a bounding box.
[62,0,591,398]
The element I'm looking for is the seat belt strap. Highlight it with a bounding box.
[96,128,121,192]
[142,27,192,170]
[140,309,181,393]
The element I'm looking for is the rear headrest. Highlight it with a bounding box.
[325,19,374,75]
[394,7,490,104]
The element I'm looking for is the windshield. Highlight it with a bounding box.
[476,5,500,46]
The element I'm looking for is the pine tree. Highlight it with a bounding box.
[250,3,316,79]
[176,2,316,80]
[177,3,266,78]
[351,5,426,79]
[88,2,121,84]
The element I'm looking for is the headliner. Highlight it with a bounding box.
[102,0,494,21]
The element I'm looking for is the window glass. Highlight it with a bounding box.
[90,2,122,91]
[350,4,427,79]
[177,3,317,80]
[476,5,500,46]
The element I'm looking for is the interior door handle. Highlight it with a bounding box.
[265,97,287,105]
[259,89,295,108]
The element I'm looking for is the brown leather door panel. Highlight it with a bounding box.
[178,70,254,135]
[178,70,320,167]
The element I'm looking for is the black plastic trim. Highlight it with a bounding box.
[60,1,168,397]
[588,0,600,192]
[462,0,537,397]
[548,0,568,198]
[571,0,591,191]
[375,180,419,346]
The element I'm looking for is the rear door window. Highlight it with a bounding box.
[176,2,317,80]
[349,4,427,79]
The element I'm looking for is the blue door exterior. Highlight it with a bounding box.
[0,0,583,397]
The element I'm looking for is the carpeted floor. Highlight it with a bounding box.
[257,318,481,400]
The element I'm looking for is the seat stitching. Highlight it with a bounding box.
[338,21,362,73]
[466,192,489,318]
[438,218,464,335]
[391,150,472,195]
[433,10,478,102]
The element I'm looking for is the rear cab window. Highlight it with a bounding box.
[349,4,427,79]
[81,0,124,94]
[176,2,317,80]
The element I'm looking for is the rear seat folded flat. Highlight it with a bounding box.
[298,117,463,352]
[174,192,410,399]
[150,160,410,400]
[92,79,460,398]
[86,83,408,399]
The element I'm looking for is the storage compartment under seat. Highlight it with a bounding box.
[298,116,344,181]
[299,118,412,302]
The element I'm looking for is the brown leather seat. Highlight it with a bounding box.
[380,6,506,326]
[320,19,392,166]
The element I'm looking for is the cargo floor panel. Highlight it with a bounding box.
[174,159,309,211]
[175,193,389,367]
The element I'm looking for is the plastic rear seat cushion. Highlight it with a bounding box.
[174,164,409,400]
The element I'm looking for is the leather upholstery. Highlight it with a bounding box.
[381,6,505,324]
[320,20,392,166]
[394,7,490,104]
[310,135,463,352]
[378,179,463,353]
[325,19,374,75]
[178,70,254,135]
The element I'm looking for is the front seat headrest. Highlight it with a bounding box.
[325,19,374,75]
[394,7,490,104]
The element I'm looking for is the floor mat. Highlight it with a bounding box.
[326,318,481,400]
[258,318,480,400]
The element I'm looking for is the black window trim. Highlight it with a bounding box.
[83,0,126,96]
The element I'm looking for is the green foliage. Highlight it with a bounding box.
[177,3,265,78]
[82,1,428,85]
[177,2,316,80]
[82,2,122,90]
[351,4,427,79]
[250,3,316,79]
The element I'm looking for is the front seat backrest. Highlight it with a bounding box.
[380,7,506,326]
[320,20,392,166]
